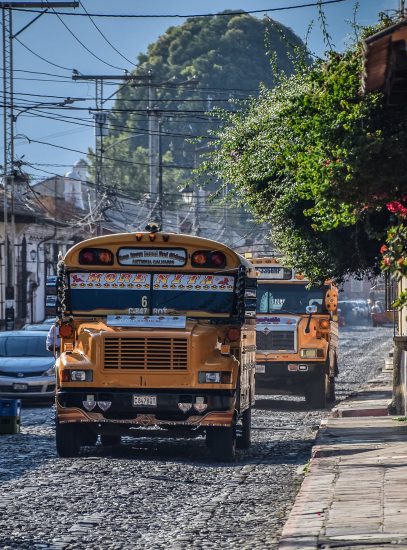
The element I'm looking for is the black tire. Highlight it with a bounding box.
[237,407,251,450]
[81,427,98,446]
[56,421,81,458]
[206,426,236,462]
[305,372,328,409]
[100,434,121,447]
[327,376,336,403]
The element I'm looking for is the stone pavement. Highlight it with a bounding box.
[278,368,407,549]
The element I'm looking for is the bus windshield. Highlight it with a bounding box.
[68,272,236,316]
[257,283,327,314]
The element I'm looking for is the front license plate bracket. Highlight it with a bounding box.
[13,383,28,391]
[132,394,157,407]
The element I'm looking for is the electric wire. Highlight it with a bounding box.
[13,35,73,71]
[78,0,135,67]
[11,1,350,18]
[46,1,128,71]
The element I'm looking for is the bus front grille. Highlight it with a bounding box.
[103,337,188,370]
[256,330,295,352]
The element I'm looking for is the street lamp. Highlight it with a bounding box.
[12,97,82,122]
[180,184,199,235]
[180,185,194,205]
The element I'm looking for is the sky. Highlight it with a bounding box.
[1,0,398,184]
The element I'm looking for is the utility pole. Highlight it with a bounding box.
[72,73,150,234]
[1,1,78,329]
[157,117,163,229]
[144,75,199,225]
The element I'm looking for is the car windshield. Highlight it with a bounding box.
[257,283,327,314]
[0,336,52,357]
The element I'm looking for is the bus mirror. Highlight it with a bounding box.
[244,298,257,318]
[306,305,318,314]
[325,288,338,312]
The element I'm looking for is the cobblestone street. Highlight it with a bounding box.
[0,327,392,550]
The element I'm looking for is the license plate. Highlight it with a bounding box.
[13,383,28,391]
[132,395,157,407]
[255,364,266,374]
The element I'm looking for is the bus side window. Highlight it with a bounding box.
[259,292,269,313]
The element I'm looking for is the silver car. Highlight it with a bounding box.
[0,331,55,400]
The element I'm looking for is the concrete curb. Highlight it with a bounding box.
[278,371,407,549]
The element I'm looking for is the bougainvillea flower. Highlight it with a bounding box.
[386,201,407,217]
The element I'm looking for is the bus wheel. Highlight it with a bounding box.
[327,376,336,403]
[100,434,121,447]
[237,407,251,449]
[56,420,81,458]
[81,426,98,446]
[206,426,236,462]
[305,373,328,409]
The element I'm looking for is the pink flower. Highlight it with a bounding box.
[386,201,407,217]
[380,244,388,254]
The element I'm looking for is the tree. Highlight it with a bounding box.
[200,16,407,284]
[90,11,307,199]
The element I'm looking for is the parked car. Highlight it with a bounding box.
[0,331,55,400]
[338,300,358,325]
[21,324,51,332]
[371,301,393,327]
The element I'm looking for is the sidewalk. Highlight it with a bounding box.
[278,367,407,549]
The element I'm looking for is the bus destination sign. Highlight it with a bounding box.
[256,266,293,280]
[118,248,186,266]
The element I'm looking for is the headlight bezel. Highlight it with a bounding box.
[43,365,56,377]
[300,348,324,359]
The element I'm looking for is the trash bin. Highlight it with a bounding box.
[0,399,21,434]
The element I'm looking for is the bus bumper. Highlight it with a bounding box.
[255,361,326,394]
[56,389,236,428]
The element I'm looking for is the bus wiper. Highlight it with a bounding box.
[305,305,318,333]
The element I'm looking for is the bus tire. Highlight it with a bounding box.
[305,373,328,409]
[81,426,98,446]
[206,426,236,462]
[327,376,336,403]
[56,420,81,458]
[237,407,251,449]
[101,434,121,447]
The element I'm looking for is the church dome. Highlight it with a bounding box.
[64,169,81,180]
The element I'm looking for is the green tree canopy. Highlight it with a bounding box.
[201,17,407,284]
[92,11,306,199]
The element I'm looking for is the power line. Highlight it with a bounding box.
[78,0,135,66]
[12,1,350,18]
[19,135,195,169]
[47,2,128,71]
[13,34,73,71]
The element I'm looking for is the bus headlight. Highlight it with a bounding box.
[70,370,93,382]
[300,349,324,359]
[198,371,231,384]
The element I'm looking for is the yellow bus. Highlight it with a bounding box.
[54,227,257,461]
[251,258,338,408]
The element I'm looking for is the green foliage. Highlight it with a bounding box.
[201,17,407,284]
[381,215,407,309]
[89,11,306,198]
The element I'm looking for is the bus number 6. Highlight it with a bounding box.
[141,296,148,308]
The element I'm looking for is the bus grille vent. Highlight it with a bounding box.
[103,337,188,370]
[256,330,295,352]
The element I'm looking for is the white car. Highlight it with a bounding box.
[0,331,55,400]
